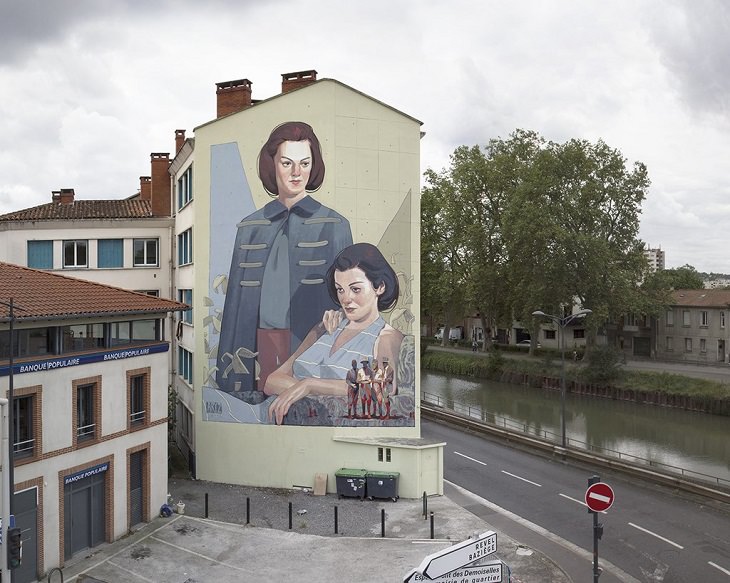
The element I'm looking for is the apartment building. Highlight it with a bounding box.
[0,262,185,581]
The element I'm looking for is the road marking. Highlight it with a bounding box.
[559,493,607,514]
[107,560,158,582]
[709,561,730,577]
[454,451,487,465]
[501,470,541,487]
[445,480,640,583]
[151,535,252,571]
[628,522,684,549]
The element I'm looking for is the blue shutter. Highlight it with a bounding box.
[27,241,53,269]
[98,239,123,268]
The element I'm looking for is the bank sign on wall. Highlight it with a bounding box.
[201,86,419,429]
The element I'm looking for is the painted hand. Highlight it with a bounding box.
[268,381,312,425]
[322,309,343,335]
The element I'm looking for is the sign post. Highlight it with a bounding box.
[405,558,506,583]
[416,530,497,580]
[585,476,614,582]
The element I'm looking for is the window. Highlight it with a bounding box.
[179,404,193,442]
[178,347,193,384]
[177,165,193,209]
[61,324,105,352]
[178,289,193,324]
[685,338,692,353]
[63,240,88,268]
[136,290,159,297]
[682,310,691,326]
[27,240,53,269]
[74,379,100,443]
[666,336,673,351]
[13,395,35,459]
[700,338,707,353]
[666,310,674,326]
[700,311,709,327]
[377,447,392,462]
[111,320,160,347]
[178,229,192,265]
[133,238,159,267]
[97,239,123,268]
[544,330,556,340]
[722,312,726,329]
[573,329,585,339]
[128,369,150,428]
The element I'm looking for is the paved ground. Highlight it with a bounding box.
[59,475,571,583]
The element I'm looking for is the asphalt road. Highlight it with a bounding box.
[422,418,730,583]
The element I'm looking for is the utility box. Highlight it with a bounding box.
[335,468,367,499]
[366,471,400,502]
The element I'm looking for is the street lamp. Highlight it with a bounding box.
[532,308,592,448]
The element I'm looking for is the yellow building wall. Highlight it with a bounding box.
[191,79,435,496]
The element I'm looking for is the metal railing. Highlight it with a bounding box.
[422,391,730,490]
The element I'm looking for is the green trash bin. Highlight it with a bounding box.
[335,468,367,499]
[366,471,400,502]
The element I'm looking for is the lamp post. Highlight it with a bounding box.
[532,308,592,448]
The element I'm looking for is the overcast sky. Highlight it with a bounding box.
[1,0,727,271]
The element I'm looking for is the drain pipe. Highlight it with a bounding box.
[1,397,10,583]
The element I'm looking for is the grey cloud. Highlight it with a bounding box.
[648,0,730,116]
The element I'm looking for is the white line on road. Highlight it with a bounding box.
[150,534,252,572]
[708,561,730,577]
[454,451,487,465]
[628,522,684,549]
[107,560,158,582]
[501,470,542,487]
[559,493,607,514]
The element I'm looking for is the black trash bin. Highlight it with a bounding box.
[366,471,399,502]
[335,468,367,499]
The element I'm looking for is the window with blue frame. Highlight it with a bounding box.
[97,239,124,268]
[178,347,193,384]
[27,240,53,269]
[178,229,192,265]
[178,289,193,324]
[177,165,193,210]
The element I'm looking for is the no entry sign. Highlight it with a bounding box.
[585,482,614,512]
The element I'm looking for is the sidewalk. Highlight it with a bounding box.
[60,474,571,583]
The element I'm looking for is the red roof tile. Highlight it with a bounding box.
[0,199,154,222]
[0,262,187,321]
[671,289,730,307]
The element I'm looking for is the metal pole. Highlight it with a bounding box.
[246,496,250,524]
[0,398,10,583]
[381,508,385,537]
[560,318,566,448]
[204,492,209,518]
[593,509,600,582]
[334,505,338,534]
[7,299,15,515]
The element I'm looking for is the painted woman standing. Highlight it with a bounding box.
[216,122,352,400]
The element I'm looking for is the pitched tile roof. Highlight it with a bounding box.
[0,262,187,321]
[671,289,730,307]
[0,199,154,222]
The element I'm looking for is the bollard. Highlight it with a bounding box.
[205,492,209,518]
[334,505,339,534]
[246,496,250,524]
[289,501,293,530]
[430,511,434,539]
[381,508,386,538]
[422,491,428,519]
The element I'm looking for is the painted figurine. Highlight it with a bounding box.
[345,359,359,418]
[382,356,395,419]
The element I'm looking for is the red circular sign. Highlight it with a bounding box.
[585,482,615,512]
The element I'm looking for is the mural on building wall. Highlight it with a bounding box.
[202,121,416,427]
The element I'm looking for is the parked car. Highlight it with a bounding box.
[517,339,541,348]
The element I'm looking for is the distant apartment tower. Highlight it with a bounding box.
[645,246,665,272]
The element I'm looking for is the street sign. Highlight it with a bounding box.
[416,531,497,580]
[585,482,614,513]
[405,559,505,582]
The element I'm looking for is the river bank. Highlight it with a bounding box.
[422,347,730,416]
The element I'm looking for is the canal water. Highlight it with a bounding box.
[422,371,730,485]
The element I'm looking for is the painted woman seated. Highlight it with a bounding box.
[264,243,403,425]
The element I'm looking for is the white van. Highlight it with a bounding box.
[434,327,463,341]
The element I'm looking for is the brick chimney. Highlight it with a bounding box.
[175,129,186,154]
[281,70,317,94]
[150,153,171,217]
[52,188,75,204]
[216,79,252,118]
[139,176,152,201]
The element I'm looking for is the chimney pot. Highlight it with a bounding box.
[281,69,318,94]
[215,78,253,118]
[175,129,186,154]
[53,188,75,204]
[149,154,171,217]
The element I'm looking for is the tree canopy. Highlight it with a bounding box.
[422,129,654,348]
